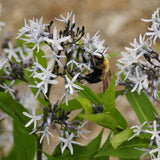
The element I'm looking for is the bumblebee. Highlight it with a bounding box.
[84,54,111,92]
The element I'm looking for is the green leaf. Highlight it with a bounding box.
[98,92,127,129]
[41,150,53,159]
[156,43,160,52]
[101,74,115,113]
[33,48,47,68]
[86,129,104,153]
[95,137,149,159]
[76,83,101,105]
[113,109,127,129]
[75,97,93,113]
[107,52,120,59]
[79,113,118,130]
[110,128,133,149]
[157,92,160,101]
[58,98,82,111]
[0,92,33,130]
[126,91,158,123]
[115,90,126,98]
[0,94,36,160]
[13,120,36,160]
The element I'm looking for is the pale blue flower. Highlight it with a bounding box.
[58,132,82,155]
[23,108,42,130]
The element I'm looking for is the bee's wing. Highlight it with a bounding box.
[103,69,111,93]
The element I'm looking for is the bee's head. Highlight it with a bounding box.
[93,53,104,65]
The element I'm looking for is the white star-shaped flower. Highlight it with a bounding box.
[145,120,160,146]
[55,11,73,24]
[67,59,79,71]
[17,17,47,52]
[65,73,83,95]
[129,67,148,94]
[149,147,160,160]
[60,88,70,106]
[141,8,160,44]
[76,121,90,139]
[125,34,151,53]
[29,58,58,98]
[36,126,54,144]
[43,26,70,50]
[58,132,82,155]
[128,121,147,141]
[3,42,21,62]
[43,49,66,67]
[23,108,42,130]
[0,55,8,70]
[0,82,15,99]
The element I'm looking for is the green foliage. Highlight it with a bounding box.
[126,91,158,123]
[107,52,120,59]
[0,92,32,130]
[76,75,127,130]
[13,120,36,160]
[113,109,127,129]
[33,48,47,68]
[95,137,149,159]
[101,74,115,113]
[76,82,101,106]
[111,128,133,149]
[79,113,118,130]
[1,121,36,160]
[0,93,36,160]
[75,97,93,113]
[59,98,82,111]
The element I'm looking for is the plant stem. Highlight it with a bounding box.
[37,135,43,160]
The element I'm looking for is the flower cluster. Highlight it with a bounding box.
[128,113,160,160]
[23,101,89,154]
[14,12,108,103]
[0,41,33,98]
[141,8,160,44]
[0,11,109,155]
[117,8,160,100]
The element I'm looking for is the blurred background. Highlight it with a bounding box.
[0,0,160,159]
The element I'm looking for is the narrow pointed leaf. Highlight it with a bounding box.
[58,98,82,111]
[108,52,120,58]
[13,120,36,160]
[76,82,101,105]
[113,109,127,129]
[79,113,118,130]
[0,92,34,131]
[75,97,93,113]
[102,74,115,113]
[126,91,158,123]
[33,48,47,68]
[110,128,133,149]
